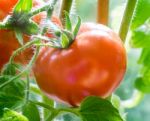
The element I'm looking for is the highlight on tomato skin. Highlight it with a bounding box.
[33,22,127,106]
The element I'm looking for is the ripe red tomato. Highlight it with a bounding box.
[33,23,127,106]
[0,0,61,70]
[0,0,18,20]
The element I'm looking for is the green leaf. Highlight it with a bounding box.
[15,29,24,45]
[73,16,81,37]
[23,20,39,35]
[135,77,150,93]
[130,18,150,48]
[61,33,70,48]
[0,76,26,116]
[79,96,123,121]
[64,11,72,31]
[0,108,28,121]
[1,63,16,76]
[131,0,150,30]
[138,48,150,66]
[14,0,32,13]
[22,102,40,121]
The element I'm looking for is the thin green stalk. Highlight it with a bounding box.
[121,90,144,108]
[59,0,73,26]
[25,74,30,104]
[28,0,58,17]
[119,0,137,43]
[9,39,40,64]
[30,101,55,111]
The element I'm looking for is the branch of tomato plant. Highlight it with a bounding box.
[119,0,137,43]
[97,0,109,25]
[9,39,40,64]
[59,0,73,26]
[121,90,144,108]
[28,0,58,17]
[25,74,30,104]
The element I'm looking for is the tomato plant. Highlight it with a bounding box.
[0,0,150,121]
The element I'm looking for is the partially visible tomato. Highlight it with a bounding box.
[33,23,127,106]
[0,0,18,20]
[0,0,61,70]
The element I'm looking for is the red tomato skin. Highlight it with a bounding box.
[33,23,127,106]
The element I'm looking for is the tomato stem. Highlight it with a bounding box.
[28,0,58,17]
[9,39,40,64]
[97,0,109,25]
[25,74,30,104]
[119,0,137,43]
[59,0,73,26]
[121,90,144,108]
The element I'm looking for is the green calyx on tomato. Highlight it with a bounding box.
[33,22,127,106]
[36,12,81,49]
[0,0,39,35]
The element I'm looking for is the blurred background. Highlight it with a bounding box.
[73,0,150,121]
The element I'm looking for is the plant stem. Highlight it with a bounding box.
[28,0,58,17]
[121,90,144,108]
[25,74,30,104]
[9,39,40,64]
[59,0,73,26]
[119,0,137,43]
[97,0,109,25]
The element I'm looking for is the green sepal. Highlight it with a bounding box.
[73,16,81,37]
[15,29,24,45]
[64,11,72,31]
[14,0,32,13]
[23,20,39,35]
[61,33,70,48]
